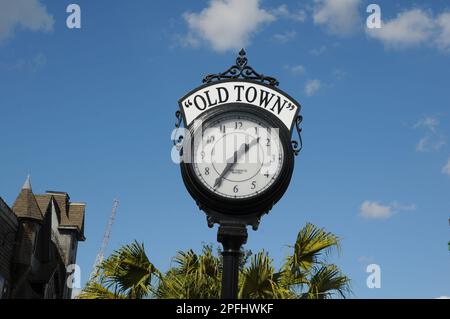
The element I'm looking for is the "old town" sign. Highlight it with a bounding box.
[179,80,300,131]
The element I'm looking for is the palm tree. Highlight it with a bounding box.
[239,251,293,299]
[280,223,351,298]
[78,223,351,299]
[155,245,222,299]
[77,241,160,299]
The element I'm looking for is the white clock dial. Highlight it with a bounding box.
[193,113,284,199]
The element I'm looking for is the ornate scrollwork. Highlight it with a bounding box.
[203,49,279,87]
[173,111,184,154]
[291,115,303,156]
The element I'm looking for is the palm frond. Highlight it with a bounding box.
[98,241,159,298]
[156,245,222,299]
[302,264,351,299]
[287,223,341,275]
[77,281,126,299]
[240,251,292,299]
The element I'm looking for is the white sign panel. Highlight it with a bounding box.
[179,81,300,131]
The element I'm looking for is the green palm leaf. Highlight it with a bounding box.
[302,264,351,299]
[76,281,126,299]
[240,251,292,299]
[286,223,340,275]
[156,245,222,299]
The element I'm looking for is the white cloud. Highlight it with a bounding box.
[367,9,435,49]
[289,64,306,76]
[415,137,428,152]
[0,52,46,72]
[360,201,392,219]
[414,116,439,133]
[313,0,362,36]
[332,68,347,80]
[360,200,416,220]
[304,79,321,96]
[416,136,446,152]
[174,32,200,49]
[272,4,306,22]
[272,30,296,43]
[310,45,327,56]
[436,296,450,299]
[391,201,416,212]
[436,12,450,52]
[442,158,450,176]
[183,0,275,52]
[414,116,446,152]
[0,0,53,43]
[367,9,450,53]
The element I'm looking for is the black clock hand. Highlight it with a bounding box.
[214,137,260,188]
[213,145,243,188]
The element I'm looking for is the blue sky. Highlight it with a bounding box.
[0,0,449,298]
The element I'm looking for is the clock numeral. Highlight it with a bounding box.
[205,167,210,175]
[251,181,256,189]
[201,151,205,159]
[254,127,259,135]
[206,136,215,144]
[235,121,243,130]
[266,138,271,147]
[264,171,270,178]
[220,125,226,133]
[233,185,239,193]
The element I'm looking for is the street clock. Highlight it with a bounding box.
[175,49,303,230]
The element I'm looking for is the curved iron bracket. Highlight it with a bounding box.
[203,49,279,87]
[291,115,303,156]
[173,110,184,155]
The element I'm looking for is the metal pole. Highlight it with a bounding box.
[217,223,248,299]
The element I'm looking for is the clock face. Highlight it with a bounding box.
[192,112,284,199]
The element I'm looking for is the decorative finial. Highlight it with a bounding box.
[22,174,32,190]
[203,49,279,86]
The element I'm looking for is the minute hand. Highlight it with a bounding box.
[213,137,260,188]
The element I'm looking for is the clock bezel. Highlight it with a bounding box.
[180,103,294,217]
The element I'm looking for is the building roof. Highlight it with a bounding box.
[10,177,86,241]
[51,193,72,226]
[35,195,52,215]
[34,192,86,241]
[0,196,18,228]
[12,176,43,222]
[68,203,86,238]
[22,175,32,190]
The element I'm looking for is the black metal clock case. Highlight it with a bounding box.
[180,102,294,230]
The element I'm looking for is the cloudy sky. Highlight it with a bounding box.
[0,0,449,298]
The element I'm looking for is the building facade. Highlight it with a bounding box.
[0,177,85,299]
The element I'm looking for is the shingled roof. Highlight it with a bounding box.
[49,192,72,226]
[35,192,86,241]
[35,195,52,216]
[12,176,43,222]
[68,203,86,240]
[11,177,86,241]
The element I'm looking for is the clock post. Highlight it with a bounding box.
[175,49,303,299]
[217,223,247,299]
